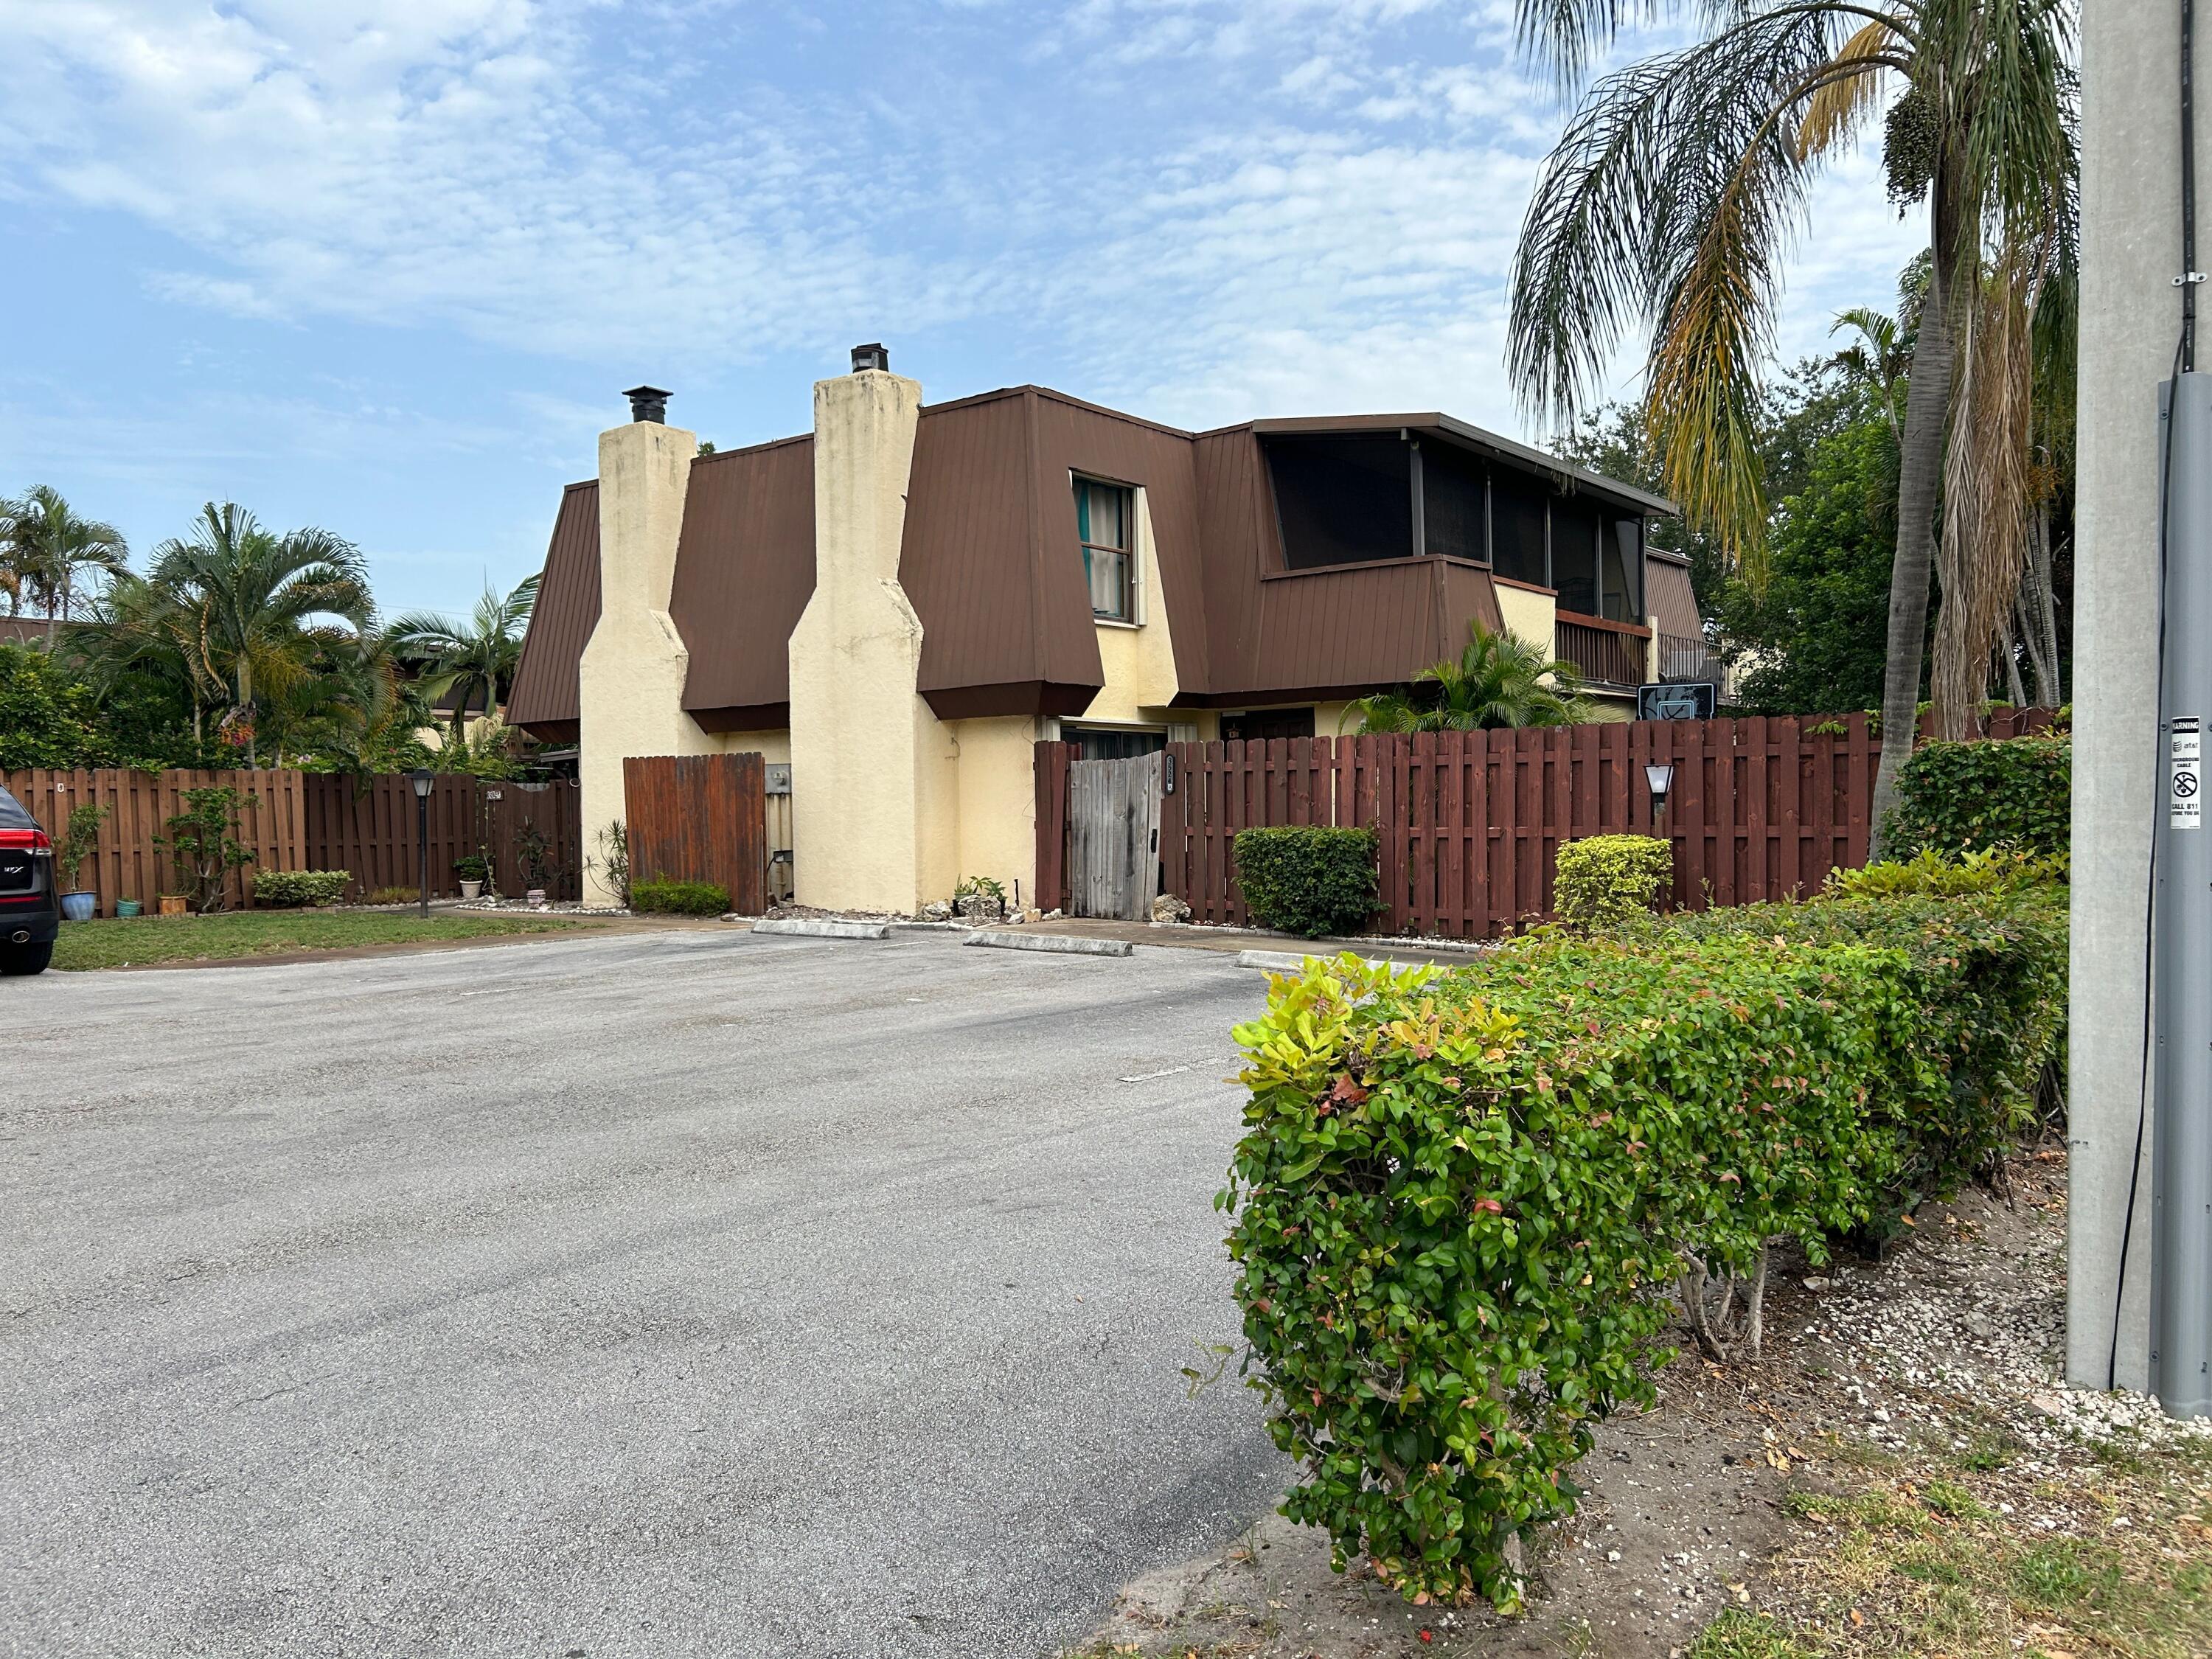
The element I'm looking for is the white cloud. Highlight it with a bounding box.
[0,0,1930,444]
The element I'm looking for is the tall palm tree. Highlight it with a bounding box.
[1508,0,2076,853]
[384,574,539,743]
[145,503,374,765]
[1344,622,1597,733]
[0,486,129,646]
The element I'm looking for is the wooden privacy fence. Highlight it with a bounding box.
[622,753,768,914]
[1034,708,2059,939]
[2,768,582,914]
[303,775,583,902]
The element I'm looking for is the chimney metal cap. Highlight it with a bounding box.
[623,385,672,423]
[849,343,889,374]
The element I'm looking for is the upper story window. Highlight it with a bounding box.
[1075,477,1135,622]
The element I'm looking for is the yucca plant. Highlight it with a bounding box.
[1508,0,2077,854]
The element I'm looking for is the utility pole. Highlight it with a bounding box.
[2072,0,2212,1405]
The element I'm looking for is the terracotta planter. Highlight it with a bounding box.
[157,894,189,917]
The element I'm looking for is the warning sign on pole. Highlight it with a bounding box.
[2173,716,2202,829]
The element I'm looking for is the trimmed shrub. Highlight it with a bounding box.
[1824,844,2066,900]
[364,886,418,906]
[630,877,729,917]
[252,869,351,908]
[1234,826,1380,938]
[1552,834,1671,927]
[1887,735,2069,858]
[1223,886,2066,1608]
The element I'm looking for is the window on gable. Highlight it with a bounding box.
[1075,477,1135,622]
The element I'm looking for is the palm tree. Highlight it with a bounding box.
[1829,304,1912,445]
[145,503,374,765]
[0,486,129,646]
[1344,622,1597,733]
[1507,0,2076,854]
[384,575,538,744]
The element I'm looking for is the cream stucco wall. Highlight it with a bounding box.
[1494,581,1557,658]
[787,367,951,914]
[947,714,1041,905]
[578,418,708,907]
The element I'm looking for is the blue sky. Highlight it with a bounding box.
[0,0,1921,621]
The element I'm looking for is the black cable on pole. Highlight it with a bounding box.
[2188,0,2202,371]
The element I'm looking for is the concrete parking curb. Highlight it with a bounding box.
[964,931,1133,958]
[1234,948,1438,975]
[751,919,893,941]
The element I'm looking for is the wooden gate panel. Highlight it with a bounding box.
[1067,753,1162,921]
[623,753,767,914]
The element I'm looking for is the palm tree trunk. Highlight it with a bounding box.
[45,569,67,649]
[1869,191,1960,861]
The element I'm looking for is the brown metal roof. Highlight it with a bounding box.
[509,386,1665,734]
[672,434,814,731]
[506,480,599,742]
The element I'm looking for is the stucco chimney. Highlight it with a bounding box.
[788,348,950,912]
[576,389,703,905]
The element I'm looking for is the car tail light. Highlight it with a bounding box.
[0,828,52,855]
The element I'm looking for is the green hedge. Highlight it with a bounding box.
[1233,826,1380,938]
[1553,834,1671,927]
[1222,886,2066,1607]
[630,877,729,917]
[1888,735,2069,858]
[251,869,351,908]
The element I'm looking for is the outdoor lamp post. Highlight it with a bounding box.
[1644,762,1675,838]
[410,768,434,920]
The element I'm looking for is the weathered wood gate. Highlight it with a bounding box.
[1067,753,1163,920]
[622,753,768,914]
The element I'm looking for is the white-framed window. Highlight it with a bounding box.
[1074,476,1136,623]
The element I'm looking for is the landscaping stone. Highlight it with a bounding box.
[1150,893,1192,923]
[955,893,1005,922]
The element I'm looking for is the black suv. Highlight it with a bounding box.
[0,783,58,975]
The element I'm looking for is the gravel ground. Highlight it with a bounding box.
[0,928,1293,1658]
[1066,1150,2211,1659]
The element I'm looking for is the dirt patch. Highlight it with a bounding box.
[1062,1150,2206,1659]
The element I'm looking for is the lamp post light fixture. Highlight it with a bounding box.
[1644,762,1675,836]
[409,768,434,920]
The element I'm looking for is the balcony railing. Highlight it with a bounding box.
[1555,615,1649,688]
[1657,632,1725,685]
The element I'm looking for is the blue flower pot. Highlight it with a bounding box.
[60,892,97,922]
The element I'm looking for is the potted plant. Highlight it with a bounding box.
[55,801,109,922]
[157,893,189,917]
[454,852,490,902]
[514,820,560,906]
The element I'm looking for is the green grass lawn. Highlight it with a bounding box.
[52,910,599,970]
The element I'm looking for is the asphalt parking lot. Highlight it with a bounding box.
[0,928,1293,1658]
